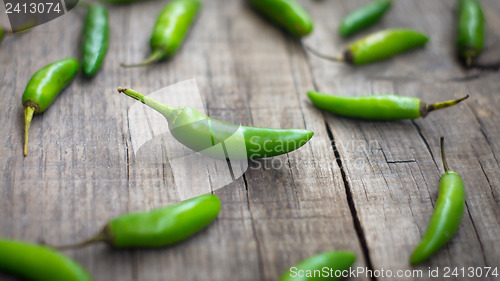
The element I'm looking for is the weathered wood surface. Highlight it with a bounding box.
[0,0,499,280]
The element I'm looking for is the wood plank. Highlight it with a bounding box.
[0,0,499,280]
[303,0,500,280]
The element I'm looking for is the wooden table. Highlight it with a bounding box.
[1,0,499,280]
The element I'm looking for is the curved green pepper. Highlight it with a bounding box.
[82,4,110,77]
[122,0,201,67]
[249,0,313,37]
[0,239,93,281]
[457,0,484,66]
[410,137,465,264]
[55,194,220,249]
[339,0,392,37]
[307,91,468,120]
[22,58,79,156]
[307,29,428,65]
[278,251,356,281]
[119,87,314,159]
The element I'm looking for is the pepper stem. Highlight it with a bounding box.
[440,136,449,172]
[48,231,109,250]
[425,95,469,115]
[118,87,176,119]
[120,50,165,68]
[24,106,35,157]
[304,45,344,63]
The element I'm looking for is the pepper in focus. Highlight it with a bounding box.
[118,87,314,159]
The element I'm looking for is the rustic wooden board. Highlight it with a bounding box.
[0,0,498,280]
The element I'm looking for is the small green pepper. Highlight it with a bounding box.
[22,58,79,156]
[308,28,429,65]
[410,137,465,264]
[278,251,356,281]
[457,0,484,66]
[248,0,314,37]
[0,239,93,281]
[82,4,110,76]
[118,87,314,159]
[339,0,392,37]
[307,91,468,120]
[121,0,201,67]
[54,194,221,249]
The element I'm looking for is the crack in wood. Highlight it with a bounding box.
[411,120,438,169]
[324,121,377,281]
[243,174,264,280]
[464,201,492,280]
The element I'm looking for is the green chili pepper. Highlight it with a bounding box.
[410,137,465,264]
[54,194,220,249]
[0,239,93,281]
[118,87,314,159]
[248,0,314,37]
[307,91,468,120]
[22,58,79,156]
[457,0,484,67]
[278,251,356,281]
[307,29,429,65]
[82,4,109,77]
[121,0,201,67]
[339,0,392,37]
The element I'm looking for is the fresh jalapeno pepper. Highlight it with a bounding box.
[278,251,356,281]
[248,0,313,37]
[53,194,220,249]
[307,29,429,65]
[457,0,484,67]
[118,87,314,159]
[22,58,79,156]
[82,4,109,77]
[0,239,93,281]
[121,0,201,67]
[410,137,465,264]
[307,91,468,120]
[338,0,392,37]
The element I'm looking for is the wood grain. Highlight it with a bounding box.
[0,0,498,280]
